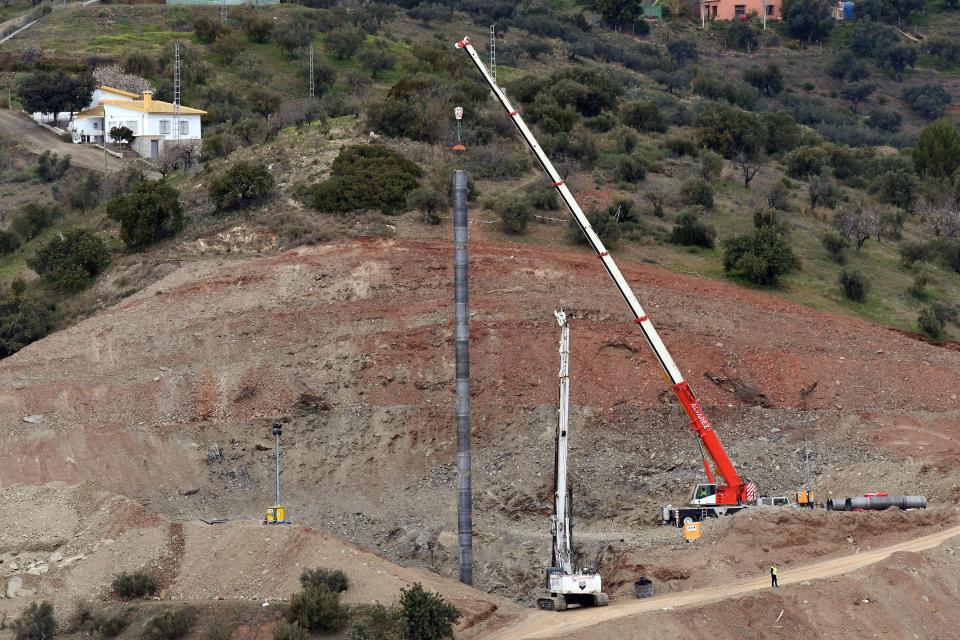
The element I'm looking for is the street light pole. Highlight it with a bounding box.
[273,421,282,507]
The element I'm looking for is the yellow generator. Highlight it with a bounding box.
[795,490,816,509]
[682,521,702,542]
[265,505,287,524]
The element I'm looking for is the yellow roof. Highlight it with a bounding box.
[75,105,104,119]
[100,99,207,116]
[99,85,140,99]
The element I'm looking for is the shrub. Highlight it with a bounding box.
[838,81,876,112]
[326,26,365,59]
[568,206,620,247]
[743,64,784,97]
[193,15,220,43]
[900,240,935,266]
[212,32,245,63]
[36,151,70,182]
[664,137,697,157]
[759,111,802,155]
[681,178,714,209]
[525,183,558,211]
[10,202,61,241]
[300,568,349,594]
[112,571,159,599]
[399,583,460,640]
[838,267,869,302]
[94,611,130,638]
[694,103,765,159]
[902,85,953,121]
[876,169,917,212]
[583,113,617,132]
[286,585,348,633]
[310,145,421,215]
[109,125,135,145]
[808,175,842,210]
[407,188,445,225]
[692,75,758,110]
[140,608,192,640]
[495,195,531,235]
[670,212,716,248]
[619,101,667,133]
[821,230,849,263]
[28,228,110,292]
[785,146,825,178]
[668,39,698,65]
[0,229,21,257]
[357,45,396,78]
[913,119,960,179]
[106,181,184,250]
[723,21,759,52]
[209,161,274,211]
[866,109,901,132]
[766,179,791,211]
[0,287,53,358]
[616,153,647,183]
[699,150,723,182]
[13,602,56,640]
[275,23,313,57]
[271,621,306,640]
[918,305,943,337]
[125,51,155,76]
[908,267,930,298]
[723,213,795,285]
[241,13,273,43]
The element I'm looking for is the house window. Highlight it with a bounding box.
[159,120,171,134]
[92,121,99,130]
[766,4,775,15]
[125,120,138,134]
[179,120,189,136]
[734,5,746,16]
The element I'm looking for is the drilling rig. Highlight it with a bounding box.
[537,310,608,612]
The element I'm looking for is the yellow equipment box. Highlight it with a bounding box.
[683,522,702,542]
[266,505,286,524]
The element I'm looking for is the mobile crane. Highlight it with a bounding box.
[454,37,759,526]
[537,310,608,612]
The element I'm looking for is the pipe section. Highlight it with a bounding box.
[453,169,473,586]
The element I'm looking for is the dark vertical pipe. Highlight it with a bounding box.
[453,169,473,586]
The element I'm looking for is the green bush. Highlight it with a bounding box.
[783,0,834,45]
[681,178,714,209]
[743,64,783,97]
[13,602,56,640]
[909,266,931,298]
[0,285,53,358]
[140,609,192,640]
[913,119,960,179]
[668,39,698,65]
[193,15,220,43]
[399,583,460,640]
[357,44,396,78]
[785,146,825,178]
[568,207,620,247]
[619,101,667,133]
[10,202,61,241]
[94,611,130,638]
[346,605,403,640]
[300,568,349,594]
[723,20,759,52]
[616,153,647,183]
[0,229,21,257]
[670,212,716,248]
[112,571,159,599]
[664,137,698,157]
[36,151,70,182]
[28,228,110,292]
[209,161,275,211]
[310,145,421,214]
[821,230,848,263]
[699,150,723,182]
[241,12,273,43]
[326,26,365,59]
[918,304,943,337]
[107,181,184,250]
[876,169,917,212]
[766,179,791,211]
[525,183,558,211]
[902,84,953,121]
[900,240,935,266]
[271,621,306,640]
[407,188,445,225]
[286,585,348,633]
[694,103,765,159]
[723,213,795,285]
[838,267,869,302]
[495,195,531,235]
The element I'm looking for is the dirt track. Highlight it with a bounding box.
[0,109,124,172]
[483,524,960,639]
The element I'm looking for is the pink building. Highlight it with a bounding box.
[700,0,781,21]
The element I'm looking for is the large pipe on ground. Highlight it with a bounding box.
[453,169,473,586]
[833,496,927,511]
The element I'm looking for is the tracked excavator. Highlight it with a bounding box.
[536,310,609,612]
[454,37,763,528]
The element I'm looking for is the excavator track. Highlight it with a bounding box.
[536,595,567,611]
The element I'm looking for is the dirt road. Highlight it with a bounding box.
[483,524,960,639]
[0,109,125,172]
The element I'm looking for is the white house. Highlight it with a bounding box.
[70,85,206,160]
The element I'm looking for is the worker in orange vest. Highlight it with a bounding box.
[770,565,778,588]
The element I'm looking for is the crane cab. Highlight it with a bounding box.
[690,483,718,506]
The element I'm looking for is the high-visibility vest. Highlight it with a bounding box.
[771,567,778,575]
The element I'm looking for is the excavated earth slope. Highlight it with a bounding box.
[1,237,958,610]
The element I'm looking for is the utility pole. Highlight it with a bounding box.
[173,40,181,146]
[309,42,315,99]
[265,421,288,524]
[273,421,282,507]
[489,24,496,85]
[220,0,228,25]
